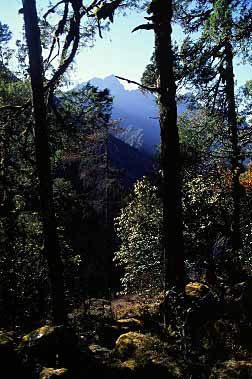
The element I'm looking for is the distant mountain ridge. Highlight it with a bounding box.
[76,75,159,154]
[76,75,187,155]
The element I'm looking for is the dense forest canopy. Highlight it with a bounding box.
[0,1,252,378]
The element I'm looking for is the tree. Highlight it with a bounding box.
[140,0,185,288]
[113,156,227,293]
[0,69,118,326]
[22,0,66,324]
[1,0,127,323]
[20,0,123,324]
[178,0,252,255]
[0,21,13,69]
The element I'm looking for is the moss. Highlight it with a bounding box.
[224,360,252,369]
[185,282,209,298]
[117,318,143,326]
[114,332,159,359]
[210,359,252,378]
[121,359,137,370]
[21,325,55,346]
[39,368,68,378]
[237,361,252,367]
[165,324,176,338]
[114,332,184,377]
[0,330,13,345]
[18,324,80,371]
[120,356,183,377]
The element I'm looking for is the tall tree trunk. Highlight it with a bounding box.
[224,39,242,252]
[149,0,185,288]
[104,123,109,226]
[22,0,67,324]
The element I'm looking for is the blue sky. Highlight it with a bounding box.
[1,1,251,90]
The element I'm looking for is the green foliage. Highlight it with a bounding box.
[114,177,163,294]
[183,172,228,266]
[179,109,229,168]
[113,107,234,293]
[0,44,115,325]
[141,52,158,91]
[0,21,13,67]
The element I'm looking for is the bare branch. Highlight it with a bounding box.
[46,2,82,91]
[115,75,159,93]
[45,1,69,68]
[43,0,66,19]
[132,23,154,33]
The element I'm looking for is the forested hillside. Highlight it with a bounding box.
[0,1,252,378]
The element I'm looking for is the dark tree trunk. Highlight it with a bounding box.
[224,39,242,253]
[22,0,67,324]
[104,123,109,226]
[149,0,185,288]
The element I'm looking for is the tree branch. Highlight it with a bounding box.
[0,100,31,111]
[43,0,66,19]
[115,75,159,93]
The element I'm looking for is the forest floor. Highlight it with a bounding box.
[1,281,252,378]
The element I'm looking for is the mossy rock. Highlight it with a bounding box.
[19,324,89,369]
[160,282,215,322]
[39,367,69,378]
[0,329,15,353]
[185,282,220,328]
[114,332,158,359]
[111,332,183,377]
[121,358,138,370]
[119,357,183,378]
[20,325,56,347]
[20,325,77,351]
[185,282,209,298]
[88,343,112,361]
[210,360,252,378]
[95,317,152,349]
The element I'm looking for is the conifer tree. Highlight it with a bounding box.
[178,0,252,254]
[144,0,185,288]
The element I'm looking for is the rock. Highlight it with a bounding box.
[120,358,176,377]
[0,329,19,376]
[113,331,183,374]
[88,343,112,360]
[121,358,138,370]
[210,359,252,378]
[97,318,144,347]
[19,325,77,359]
[39,368,69,378]
[185,282,209,298]
[0,329,15,354]
[161,282,219,327]
[18,324,93,371]
[114,331,157,359]
[185,282,220,327]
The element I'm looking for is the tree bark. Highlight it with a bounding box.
[22,0,67,324]
[224,39,242,253]
[149,0,185,288]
